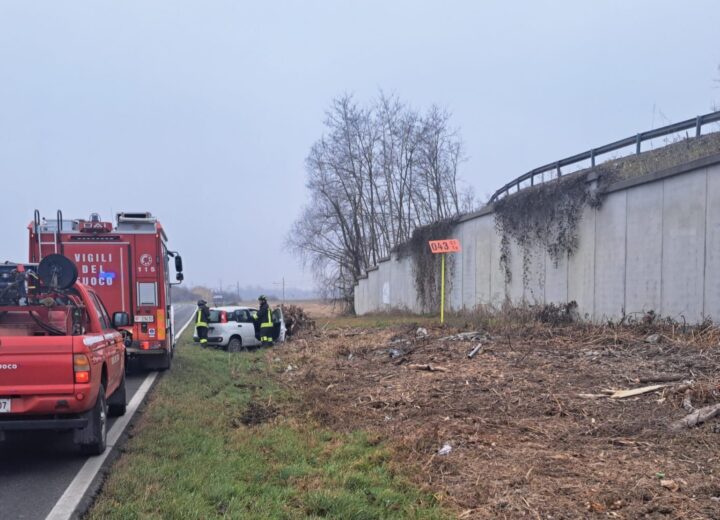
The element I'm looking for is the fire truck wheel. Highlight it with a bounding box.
[158,348,172,371]
[79,385,108,456]
[108,373,127,417]
[227,336,243,353]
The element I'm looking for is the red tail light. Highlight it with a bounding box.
[73,354,90,384]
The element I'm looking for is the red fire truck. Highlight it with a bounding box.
[28,211,184,370]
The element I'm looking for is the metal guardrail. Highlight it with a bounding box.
[489,110,720,203]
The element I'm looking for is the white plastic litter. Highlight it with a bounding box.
[438,443,452,456]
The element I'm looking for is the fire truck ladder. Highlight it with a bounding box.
[34,210,64,261]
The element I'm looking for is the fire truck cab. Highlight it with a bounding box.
[29,210,184,370]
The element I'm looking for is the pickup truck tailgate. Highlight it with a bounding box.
[0,337,75,396]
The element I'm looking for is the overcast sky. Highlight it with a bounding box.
[0,1,718,290]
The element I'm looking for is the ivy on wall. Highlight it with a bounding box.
[395,218,459,312]
[493,172,607,289]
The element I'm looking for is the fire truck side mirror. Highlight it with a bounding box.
[174,255,183,273]
[112,312,130,328]
[176,272,184,282]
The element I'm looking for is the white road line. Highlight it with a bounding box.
[45,308,195,520]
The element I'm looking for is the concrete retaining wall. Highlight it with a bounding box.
[355,154,720,323]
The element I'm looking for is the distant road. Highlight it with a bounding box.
[0,303,195,520]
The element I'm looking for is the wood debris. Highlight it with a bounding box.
[610,384,667,399]
[439,331,488,341]
[670,402,720,431]
[467,344,483,358]
[408,363,448,372]
[660,479,680,492]
[280,304,316,336]
[636,373,685,383]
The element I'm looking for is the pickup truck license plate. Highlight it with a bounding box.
[0,399,10,413]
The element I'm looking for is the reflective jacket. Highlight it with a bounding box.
[196,305,210,327]
[257,302,273,329]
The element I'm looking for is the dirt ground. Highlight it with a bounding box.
[273,316,720,519]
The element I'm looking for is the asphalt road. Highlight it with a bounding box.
[0,303,195,520]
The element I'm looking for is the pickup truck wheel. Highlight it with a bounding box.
[227,336,243,353]
[79,385,108,456]
[108,373,127,417]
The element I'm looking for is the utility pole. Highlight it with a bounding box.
[273,277,286,304]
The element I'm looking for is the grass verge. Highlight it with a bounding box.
[87,334,448,520]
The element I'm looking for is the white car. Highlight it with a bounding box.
[193,305,286,351]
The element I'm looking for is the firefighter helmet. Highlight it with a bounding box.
[197,299,207,306]
[258,295,267,302]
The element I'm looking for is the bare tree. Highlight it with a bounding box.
[288,93,473,308]
[714,64,719,112]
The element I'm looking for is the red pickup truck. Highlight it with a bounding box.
[0,255,128,455]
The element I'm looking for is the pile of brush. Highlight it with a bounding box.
[280,304,316,337]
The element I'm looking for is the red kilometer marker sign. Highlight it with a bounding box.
[428,239,461,253]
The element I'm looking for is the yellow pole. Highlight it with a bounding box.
[440,253,445,324]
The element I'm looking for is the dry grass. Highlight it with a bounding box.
[236,299,340,318]
[602,131,720,182]
[287,300,340,318]
[274,317,720,519]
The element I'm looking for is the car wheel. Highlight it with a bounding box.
[108,373,127,417]
[227,336,243,353]
[79,385,108,456]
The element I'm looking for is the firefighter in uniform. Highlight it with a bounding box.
[255,295,274,346]
[195,299,210,347]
